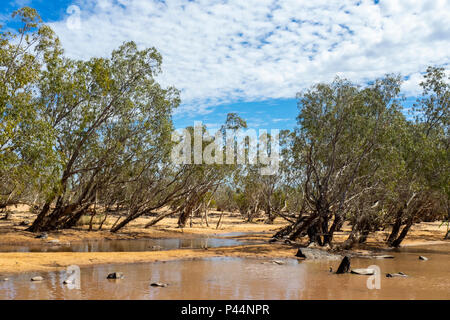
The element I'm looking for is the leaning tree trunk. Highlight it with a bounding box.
[287,214,318,240]
[27,202,52,232]
[178,205,192,228]
[390,217,413,247]
[386,209,403,246]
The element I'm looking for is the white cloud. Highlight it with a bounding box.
[272,118,291,123]
[47,0,450,114]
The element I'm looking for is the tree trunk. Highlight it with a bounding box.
[288,214,318,241]
[265,205,275,224]
[390,218,413,247]
[178,206,191,228]
[145,211,173,228]
[27,202,51,232]
[386,209,403,245]
[111,215,133,232]
[98,212,109,230]
[216,211,224,229]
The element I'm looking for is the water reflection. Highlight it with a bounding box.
[0,237,251,253]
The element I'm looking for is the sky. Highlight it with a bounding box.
[2,0,449,130]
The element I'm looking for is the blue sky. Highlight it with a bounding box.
[2,0,449,130]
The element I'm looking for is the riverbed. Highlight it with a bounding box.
[1,243,448,299]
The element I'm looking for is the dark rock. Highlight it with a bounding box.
[284,239,293,245]
[336,256,351,274]
[419,256,428,261]
[295,249,306,259]
[268,238,277,243]
[386,272,408,278]
[35,233,48,239]
[31,276,44,281]
[150,282,168,287]
[107,272,124,279]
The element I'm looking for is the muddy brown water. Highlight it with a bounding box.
[0,232,270,253]
[0,237,255,253]
[0,243,449,299]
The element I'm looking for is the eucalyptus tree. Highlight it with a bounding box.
[175,113,249,227]
[383,67,449,247]
[0,7,59,208]
[28,41,180,232]
[274,75,404,247]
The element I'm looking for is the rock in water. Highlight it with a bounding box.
[375,255,394,259]
[419,256,428,261]
[268,238,277,243]
[295,249,306,259]
[107,272,124,279]
[150,282,168,287]
[336,256,351,274]
[351,268,375,275]
[386,272,408,278]
[31,276,44,281]
[35,233,48,239]
[0,278,9,281]
[19,220,30,226]
[271,260,285,265]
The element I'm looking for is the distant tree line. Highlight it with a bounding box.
[1,8,448,247]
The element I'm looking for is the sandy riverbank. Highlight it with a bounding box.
[0,205,448,274]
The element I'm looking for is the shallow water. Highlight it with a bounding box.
[1,243,449,300]
[0,237,250,253]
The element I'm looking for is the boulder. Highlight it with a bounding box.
[150,282,168,287]
[35,233,48,239]
[19,220,30,226]
[419,256,428,261]
[295,249,306,259]
[31,276,44,281]
[351,268,375,275]
[336,256,351,274]
[271,260,285,265]
[106,272,124,279]
[268,238,277,243]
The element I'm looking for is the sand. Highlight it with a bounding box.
[0,205,448,274]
